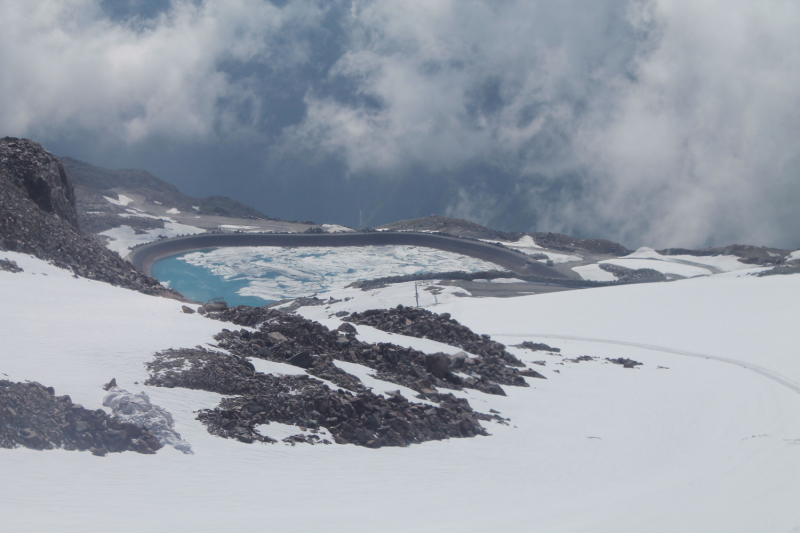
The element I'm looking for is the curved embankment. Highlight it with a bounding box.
[126,231,567,279]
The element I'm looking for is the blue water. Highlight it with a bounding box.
[151,245,500,306]
[151,249,274,306]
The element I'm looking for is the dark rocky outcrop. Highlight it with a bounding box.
[514,341,561,353]
[599,263,667,282]
[606,357,643,368]
[347,305,524,366]
[198,304,530,396]
[0,138,182,298]
[756,265,800,277]
[0,258,23,273]
[528,232,631,256]
[0,380,162,455]
[0,138,79,229]
[146,348,493,448]
[80,211,165,235]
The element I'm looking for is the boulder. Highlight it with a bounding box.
[337,323,357,335]
[288,352,315,369]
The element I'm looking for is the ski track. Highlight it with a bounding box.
[492,333,800,395]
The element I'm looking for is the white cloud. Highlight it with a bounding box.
[287,0,800,247]
[0,0,323,143]
[3,0,799,248]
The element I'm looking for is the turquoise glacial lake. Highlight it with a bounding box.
[150,245,503,306]
[151,249,273,306]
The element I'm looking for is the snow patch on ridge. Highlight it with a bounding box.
[100,219,205,256]
[103,194,134,206]
[322,224,354,233]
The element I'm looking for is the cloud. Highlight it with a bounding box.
[0,0,324,143]
[286,0,800,248]
[2,0,799,248]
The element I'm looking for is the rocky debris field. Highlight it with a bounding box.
[528,232,631,256]
[606,358,643,368]
[0,138,182,298]
[757,265,800,277]
[80,211,165,235]
[0,258,22,272]
[514,341,561,353]
[216,313,534,395]
[0,380,162,456]
[146,348,492,448]
[201,302,540,396]
[346,305,524,366]
[599,263,667,282]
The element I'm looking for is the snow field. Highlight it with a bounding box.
[1,251,799,532]
[570,263,618,281]
[572,247,768,281]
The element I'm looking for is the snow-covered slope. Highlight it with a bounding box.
[2,251,799,533]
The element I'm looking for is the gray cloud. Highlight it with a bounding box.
[2,0,799,248]
[284,0,800,248]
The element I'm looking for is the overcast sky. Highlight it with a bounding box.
[2,0,799,249]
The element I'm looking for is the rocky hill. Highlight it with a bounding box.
[377,215,518,240]
[0,137,181,298]
[376,215,631,256]
[61,157,270,220]
[658,243,791,265]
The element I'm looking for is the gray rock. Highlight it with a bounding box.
[103,388,192,454]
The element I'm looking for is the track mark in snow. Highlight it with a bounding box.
[491,334,800,395]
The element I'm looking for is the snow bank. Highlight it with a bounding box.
[600,258,712,277]
[103,388,192,454]
[623,247,755,272]
[571,263,617,281]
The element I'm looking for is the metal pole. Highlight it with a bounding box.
[415,282,419,308]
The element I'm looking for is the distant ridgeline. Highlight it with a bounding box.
[61,156,272,220]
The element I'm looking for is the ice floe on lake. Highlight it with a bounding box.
[172,245,503,303]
